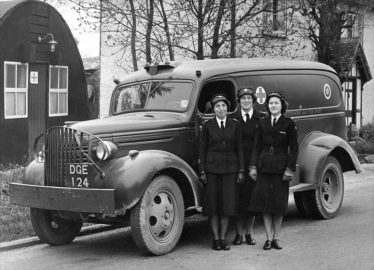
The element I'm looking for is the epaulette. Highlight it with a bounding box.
[203,118,212,124]
[259,111,268,118]
[258,111,268,119]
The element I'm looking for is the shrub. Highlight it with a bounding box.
[347,123,359,139]
[0,164,34,242]
[360,123,374,142]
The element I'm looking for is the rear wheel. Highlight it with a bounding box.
[130,175,185,255]
[294,156,344,219]
[30,208,83,245]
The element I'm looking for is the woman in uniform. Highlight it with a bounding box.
[248,92,298,250]
[231,88,261,246]
[199,94,245,251]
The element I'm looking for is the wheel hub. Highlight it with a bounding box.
[320,169,342,212]
[322,183,330,193]
[149,192,175,241]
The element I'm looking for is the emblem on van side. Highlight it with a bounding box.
[255,86,267,104]
[324,84,331,100]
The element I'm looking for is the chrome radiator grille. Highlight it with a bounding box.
[35,127,98,187]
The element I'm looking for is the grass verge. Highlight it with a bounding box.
[0,165,34,242]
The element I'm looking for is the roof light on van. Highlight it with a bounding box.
[144,61,176,75]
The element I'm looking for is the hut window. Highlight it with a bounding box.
[49,66,68,116]
[4,62,28,119]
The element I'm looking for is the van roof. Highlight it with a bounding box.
[119,58,337,83]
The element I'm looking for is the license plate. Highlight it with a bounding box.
[65,163,93,188]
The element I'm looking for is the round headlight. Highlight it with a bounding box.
[96,141,118,161]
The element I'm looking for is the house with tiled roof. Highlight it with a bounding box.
[338,38,372,128]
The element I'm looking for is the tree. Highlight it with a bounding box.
[56,0,302,71]
[295,0,371,73]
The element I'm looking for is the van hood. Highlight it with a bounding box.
[69,112,185,135]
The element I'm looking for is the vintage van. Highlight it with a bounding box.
[10,58,362,255]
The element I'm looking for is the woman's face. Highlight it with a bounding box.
[240,94,253,111]
[268,97,282,116]
[213,101,228,119]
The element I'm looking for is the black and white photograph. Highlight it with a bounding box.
[0,0,373,269]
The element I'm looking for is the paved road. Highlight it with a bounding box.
[1,164,373,270]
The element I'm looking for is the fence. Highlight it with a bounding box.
[348,123,374,156]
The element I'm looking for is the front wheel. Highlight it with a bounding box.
[294,156,344,219]
[130,175,185,255]
[30,208,83,245]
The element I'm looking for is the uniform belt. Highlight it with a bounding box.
[262,147,287,156]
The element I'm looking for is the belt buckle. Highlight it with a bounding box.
[269,147,274,156]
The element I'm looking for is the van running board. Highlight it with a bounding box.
[290,183,317,192]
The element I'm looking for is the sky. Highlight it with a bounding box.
[51,2,100,58]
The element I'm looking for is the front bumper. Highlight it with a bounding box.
[10,183,115,215]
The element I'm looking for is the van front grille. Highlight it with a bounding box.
[34,127,98,187]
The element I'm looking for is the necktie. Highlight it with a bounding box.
[272,118,276,127]
[220,121,224,129]
[245,113,249,123]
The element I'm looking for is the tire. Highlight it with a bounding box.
[130,175,185,255]
[294,156,344,219]
[30,208,83,246]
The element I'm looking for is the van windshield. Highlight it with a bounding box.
[112,81,193,114]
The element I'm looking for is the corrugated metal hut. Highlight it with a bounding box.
[0,0,89,163]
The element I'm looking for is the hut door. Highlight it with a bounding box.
[28,64,47,153]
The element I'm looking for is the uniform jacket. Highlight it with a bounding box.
[199,117,244,175]
[250,115,298,174]
[231,109,262,170]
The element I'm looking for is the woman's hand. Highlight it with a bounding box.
[199,173,207,184]
[283,168,293,182]
[249,168,257,181]
[237,172,245,184]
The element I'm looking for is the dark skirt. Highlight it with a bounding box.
[248,172,289,215]
[202,173,238,216]
[237,176,256,216]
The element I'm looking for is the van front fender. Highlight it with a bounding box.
[101,150,202,211]
[298,132,362,185]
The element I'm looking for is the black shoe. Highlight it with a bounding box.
[245,234,256,245]
[232,234,243,245]
[263,240,272,250]
[220,240,230,251]
[212,240,222,251]
[271,239,283,250]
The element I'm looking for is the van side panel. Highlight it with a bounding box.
[235,71,346,142]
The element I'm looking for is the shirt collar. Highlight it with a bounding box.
[271,114,281,122]
[216,117,227,127]
[241,108,253,119]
